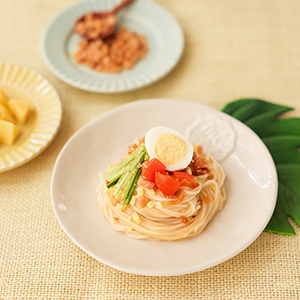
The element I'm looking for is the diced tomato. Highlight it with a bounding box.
[155,173,181,196]
[172,172,194,182]
[141,158,166,182]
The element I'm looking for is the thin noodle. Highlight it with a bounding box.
[97,154,226,241]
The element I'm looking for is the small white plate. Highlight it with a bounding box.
[51,99,277,276]
[41,0,184,93]
[0,63,62,173]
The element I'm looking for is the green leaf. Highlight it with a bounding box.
[222,98,291,122]
[247,115,300,139]
[263,136,300,165]
[265,165,300,235]
[222,98,300,235]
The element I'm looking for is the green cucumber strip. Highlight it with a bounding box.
[103,154,135,182]
[107,147,146,189]
[113,170,135,200]
[113,152,145,200]
[103,143,146,182]
[108,151,143,184]
[144,152,150,161]
[124,168,142,205]
[104,143,145,181]
[106,178,119,188]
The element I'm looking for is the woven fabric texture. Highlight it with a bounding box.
[1,0,300,299]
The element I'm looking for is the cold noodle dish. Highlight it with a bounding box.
[97,126,226,241]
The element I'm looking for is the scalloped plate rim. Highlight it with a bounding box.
[0,62,62,173]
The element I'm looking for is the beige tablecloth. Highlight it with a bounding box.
[1,0,300,299]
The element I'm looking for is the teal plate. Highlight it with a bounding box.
[41,0,184,93]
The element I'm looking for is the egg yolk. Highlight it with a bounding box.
[155,134,187,165]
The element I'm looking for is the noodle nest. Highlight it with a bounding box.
[97,153,226,241]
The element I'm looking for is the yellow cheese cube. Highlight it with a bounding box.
[0,89,9,107]
[0,104,15,123]
[130,196,136,206]
[147,201,155,209]
[132,212,141,224]
[148,189,156,196]
[116,203,126,211]
[8,98,32,124]
[0,120,21,145]
[157,201,164,208]
[137,187,145,196]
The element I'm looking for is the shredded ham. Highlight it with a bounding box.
[189,151,210,176]
[178,178,200,189]
[164,190,185,205]
[136,196,149,208]
[195,145,203,155]
[180,216,189,224]
[203,195,213,203]
[138,177,156,190]
[111,199,119,206]
[127,137,145,155]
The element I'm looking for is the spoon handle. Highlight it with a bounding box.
[111,0,135,15]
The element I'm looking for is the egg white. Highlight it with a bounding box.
[145,126,194,171]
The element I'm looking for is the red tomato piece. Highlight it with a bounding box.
[155,173,181,196]
[141,158,166,182]
[172,172,194,182]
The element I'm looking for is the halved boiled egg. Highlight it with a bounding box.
[145,126,194,171]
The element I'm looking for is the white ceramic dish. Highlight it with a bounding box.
[41,0,184,93]
[51,99,277,276]
[0,63,62,173]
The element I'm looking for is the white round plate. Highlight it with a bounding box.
[41,0,184,93]
[0,63,62,173]
[51,99,277,276]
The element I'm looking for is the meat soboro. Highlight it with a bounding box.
[74,26,148,73]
